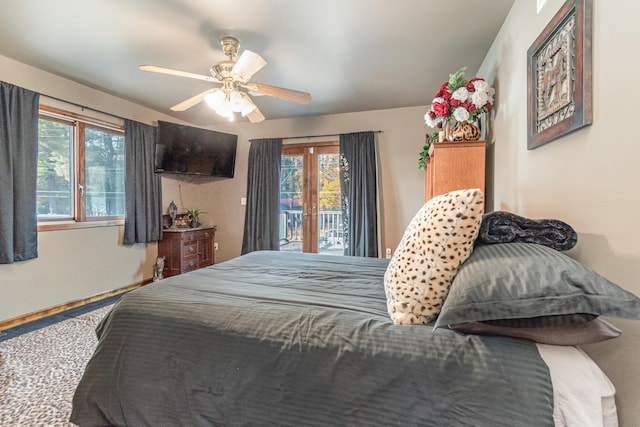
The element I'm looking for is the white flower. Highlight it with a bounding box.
[471,91,489,108]
[424,110,435,126]
[453,107,470,122]
[471,79,495,107]
[425,112,443,128]
[472,79,489,93]
[451,87,469,102]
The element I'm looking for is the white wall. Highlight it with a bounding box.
[480,1,640,425]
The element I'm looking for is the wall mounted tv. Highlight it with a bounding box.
[155,120,237,178]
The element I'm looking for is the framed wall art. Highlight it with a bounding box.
[527,0,592,150]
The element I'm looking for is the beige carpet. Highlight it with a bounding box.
[0,304,114,426]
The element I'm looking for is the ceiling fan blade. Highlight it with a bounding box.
[244,82,311,104]
[232,50,267,82]
[139,65,219,83]
[246,106,265,123]
[239,92,265,123]
[170,89,214,111]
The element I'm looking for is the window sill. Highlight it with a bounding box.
[38,219,125,232]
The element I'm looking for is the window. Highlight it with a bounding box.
[37,106,125,229]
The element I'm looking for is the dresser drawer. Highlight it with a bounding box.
[181,256,199,272]
[182,242,198,257]
[181,229,213,241]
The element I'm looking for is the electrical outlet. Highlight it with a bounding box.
[385,248,392,259]
[214,242,219,251]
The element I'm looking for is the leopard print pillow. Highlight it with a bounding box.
[384,188,484,325]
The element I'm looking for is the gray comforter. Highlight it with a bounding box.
[71,251,554,427]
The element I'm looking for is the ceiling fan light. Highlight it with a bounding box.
[215,102,232,117]
[204,89,225,110]
[240,100,257,116]
[229,91,245,112]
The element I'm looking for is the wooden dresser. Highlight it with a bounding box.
[158,226,216,278]
[425,140,486,201]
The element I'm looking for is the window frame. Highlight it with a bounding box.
[37,105,126,232]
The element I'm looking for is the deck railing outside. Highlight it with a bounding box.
[280,210,343,254]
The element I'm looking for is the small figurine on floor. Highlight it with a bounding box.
[153,256,165,282]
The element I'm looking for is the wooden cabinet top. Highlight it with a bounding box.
[162,225,217,234]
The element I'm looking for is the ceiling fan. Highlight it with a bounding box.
[139,36,312,123]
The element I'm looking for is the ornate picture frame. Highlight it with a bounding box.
[527,0,592,150]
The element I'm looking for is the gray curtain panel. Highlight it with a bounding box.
[0,82,40,264]
[123,119,163,244]
[339,131,378,257]
[241,138,282,254]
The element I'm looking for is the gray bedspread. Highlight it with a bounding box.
[71,251,554,427]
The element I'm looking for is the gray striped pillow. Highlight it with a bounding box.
[434,242,640,329]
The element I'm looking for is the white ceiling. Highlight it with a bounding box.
[0,0,515,126]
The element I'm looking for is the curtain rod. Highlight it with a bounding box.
[38,92,129,122]
[280,130,383,141]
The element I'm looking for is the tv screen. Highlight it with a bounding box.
[155,121,237,178]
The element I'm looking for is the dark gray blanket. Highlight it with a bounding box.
[71,251,554,427]
[477,210,578,251]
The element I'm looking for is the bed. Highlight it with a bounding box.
[71,191,640,426]
[71,249,629,427]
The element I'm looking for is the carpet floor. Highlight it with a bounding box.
[0,297,119,426]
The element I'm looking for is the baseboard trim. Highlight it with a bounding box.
[0,278,152,331]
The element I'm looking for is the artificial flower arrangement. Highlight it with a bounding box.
[424,67,495,129]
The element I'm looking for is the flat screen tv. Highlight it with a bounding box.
[155,120,237,178]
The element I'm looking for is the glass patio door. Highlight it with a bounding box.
[279,144,342,255]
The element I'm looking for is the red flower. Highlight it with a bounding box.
[435,82,451,98]
[431,101,450,117]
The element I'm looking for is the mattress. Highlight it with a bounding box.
[71,251,616,426]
